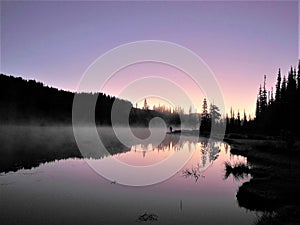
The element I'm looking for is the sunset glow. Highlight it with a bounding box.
[1,1,298,116]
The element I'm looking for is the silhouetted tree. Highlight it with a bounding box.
[297,60,300,91]
[237,110,241,128]
[255,85,262,119]
[189,106,192,114]
[275,68,281,102]
[287,67,297,100]
[281,76,287,102]
[225,113,230,133]
[270,87,274,104]
[243,110,248,128]
[210,103,221,124]
[253,61,300,134]
[0,74,184,127]
[260,75,268,114]
[200,98,211,135]
[143,98,149,110]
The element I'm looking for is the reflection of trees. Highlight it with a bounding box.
[0,126,132,173]
[130,134,202,157]
[201,152,207,168]
[224,143,229,154]
[223,161,250,181]
[200,140,208,168]
[194,140,221,170]
[123,134,222,172]
[209,142,221,162]
[158,134,180,149]
[135,137,222,169]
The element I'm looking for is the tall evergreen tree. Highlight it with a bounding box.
[243,110,247,128]
[237,110,241,128]
[202,98,208,115]
[260,75,268,114]
[275,68,281,101]
[230,107,235,129]
[287,67,297,97]
[210,103,221,124]
[143,98,149,110]
[281,76,287,101]
[200,98,211,135]
[225,113,229,132]
[297,60,300,91]
[270,87,274,104]
[189,106,192,114]
[243,110,247,122]
[255,85,262,119]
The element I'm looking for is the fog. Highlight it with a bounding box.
[0,125,181,173]
[0,125,130,173]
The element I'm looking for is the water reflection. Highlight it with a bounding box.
[0,126,258,225]
[224,161,251,181]
[0,126,131,173]
[112,135,221,171]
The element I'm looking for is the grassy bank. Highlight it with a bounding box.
[225,137,300,224]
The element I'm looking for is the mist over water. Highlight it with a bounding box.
[0,125,257,225]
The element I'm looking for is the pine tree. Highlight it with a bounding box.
[226,113,230,133]
[281,76,287,101]
[275,68,281,101]
[210,103,221,124]
[255,85,262,119]
[202,98,208,115]
[297,60,300,91]
[243,110,247,128]
[270,87,274,104]
[189,106,192,114]
[200,98,211,135]
[260,75,268,114]
[287,67,297,96]
[143,98,149,110]
[230,107,235,129]
[237,110,241,128]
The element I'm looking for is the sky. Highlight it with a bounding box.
[0,1,298,116]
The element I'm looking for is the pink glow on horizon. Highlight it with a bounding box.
[100,62,205,113]
[1,1,297,116]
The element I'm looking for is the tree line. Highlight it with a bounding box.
[0,74,131,125]
[199,60,300,136]
[2,59,299,135]
[0,74,185,126]
[197,98,249,136]
[254,61,300,134]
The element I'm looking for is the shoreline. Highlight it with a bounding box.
[224,137,300,224]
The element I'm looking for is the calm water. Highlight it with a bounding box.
[0,127,257,225]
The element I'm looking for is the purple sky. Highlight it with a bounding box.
[1,1,298,115]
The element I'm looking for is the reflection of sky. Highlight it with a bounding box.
[0,136,254,225]
[1,1,298,116]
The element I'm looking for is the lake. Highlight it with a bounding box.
[0,126,258,225]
